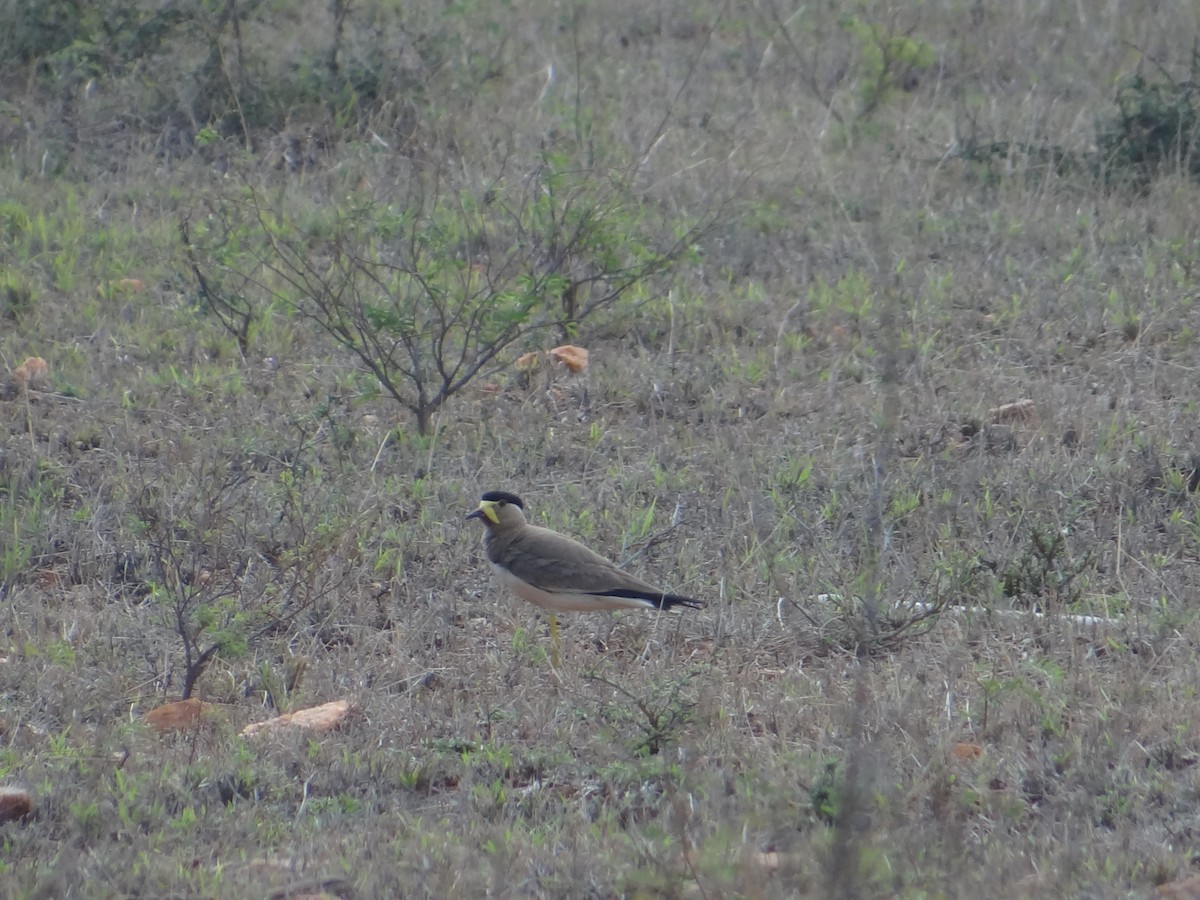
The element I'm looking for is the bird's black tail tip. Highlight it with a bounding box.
[658,593,706,611]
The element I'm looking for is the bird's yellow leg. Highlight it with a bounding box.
[549,613,561,667]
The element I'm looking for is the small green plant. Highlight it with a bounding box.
[0,463,60,593]
[623,498,658,545]
[887,485,922,522]
[510,626,550,666]
[179,217,259,358]
[0,267,34,321]
[70,798,104,840]
[195,139,708,433]
[126,433,345,699]
[810,758,842,825]
[583,668,704,757]
[143,557,253,701]
[755,3,934,130]
[839,13,936,120]
[955,50,1200,190]
[998,517,1094,611]
[1095,51,1200,188]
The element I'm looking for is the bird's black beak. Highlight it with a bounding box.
[466,500,500,524]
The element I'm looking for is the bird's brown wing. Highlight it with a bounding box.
[499,526,661,596]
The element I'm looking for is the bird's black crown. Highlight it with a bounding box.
[481,490,524,509]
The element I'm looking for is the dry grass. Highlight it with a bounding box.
[4,0,1200,897]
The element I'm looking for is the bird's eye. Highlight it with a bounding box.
[497,500,507,507]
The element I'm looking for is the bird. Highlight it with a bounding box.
[466,490,704,663]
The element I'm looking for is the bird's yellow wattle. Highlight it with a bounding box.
[477,501,500,525]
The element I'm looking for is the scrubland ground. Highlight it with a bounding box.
[4,1,1200,897]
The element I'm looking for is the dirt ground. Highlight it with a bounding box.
[4,1,1200,897]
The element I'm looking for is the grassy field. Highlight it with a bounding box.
[4,1,1200,896]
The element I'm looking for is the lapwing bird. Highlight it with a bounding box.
[466,490,704,663]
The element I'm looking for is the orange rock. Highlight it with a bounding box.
[988,399,1036,424]
[549,344,588,373]
[515,351,541,371]
[12,356,48,390]
[1158,874,1200,898]
[144,698,214,734]
[951,742,984,761]
[241,700,352,737]
[754,850,781,871]
[100,278,147,294]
